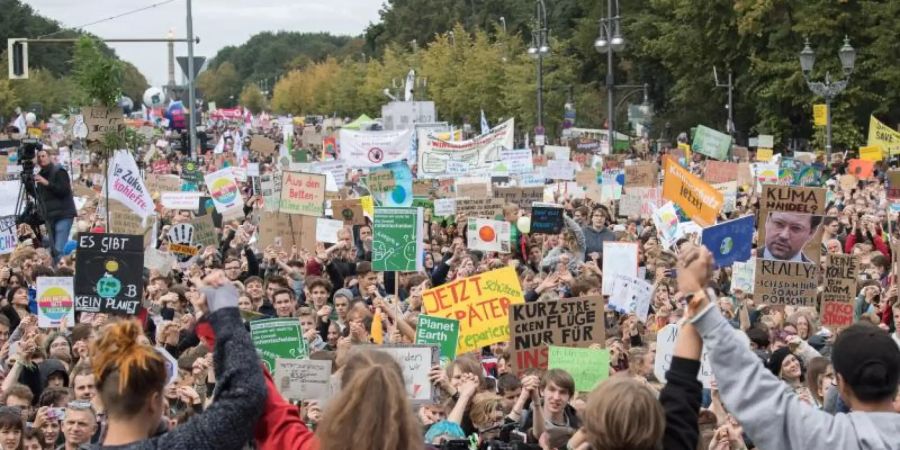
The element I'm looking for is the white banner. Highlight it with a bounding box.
[466,218,511,253]
[204,168,244,215]
[338,128,412,168]
[160,191,202,210]
[418,119,515,178]
[104,150,154,219]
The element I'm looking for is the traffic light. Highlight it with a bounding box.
[7,39,28,79]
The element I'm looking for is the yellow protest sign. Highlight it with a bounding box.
[359,195,374,217]
[813,104,827,127]
[422,266,524,354]
[661,158,723,227]
[757,148,773,162]
[868,115,900,156]
[859,145,883,162]
[677,142,692,162]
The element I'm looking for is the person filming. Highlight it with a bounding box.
[32,148,76,264]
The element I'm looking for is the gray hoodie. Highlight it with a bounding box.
[691,298,900,450]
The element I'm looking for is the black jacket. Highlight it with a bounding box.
[659,356,703,450]
[35,164,76,221]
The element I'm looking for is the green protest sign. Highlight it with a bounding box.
[548,346,610,392]
[415,315,460,363]
[372,207,423,271]
[250,318,308,372]
[692,125,733,161]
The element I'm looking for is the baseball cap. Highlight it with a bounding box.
[831,323,900,402]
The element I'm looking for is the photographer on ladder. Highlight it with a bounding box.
[30,147,75,266]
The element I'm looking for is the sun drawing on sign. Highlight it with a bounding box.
[479,226,496,242]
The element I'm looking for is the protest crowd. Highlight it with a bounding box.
[0,88,898,450]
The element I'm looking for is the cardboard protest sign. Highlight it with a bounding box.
[887,171,900,200]
[191,215,219,247]
[366,169,396,194]
[662,158,723,227]
[36,277,75,328]
[821,254,858,328]
[456,181,491,199]
[731,259,756,293]
[377,345,440,403]
[602,242,639,295]
[624,162,658,187]
[455,198,505,219]
[204,167,245,216]
[423,266,524,354]
[847,159,874,180]
[703,161,739,183]
[493,187,544,212]
[755,185,824,307]
[330,199,365,226]
[700,215,754,268]
[617,193,641,218]
[692,125,732,160]
[274,359,333,401]
[548,346,610,392]
[82,106,125,141]
[466,218,511,253]
[74,233,144,315]
[372,207,423,272]
[279,172,325,216]
[530,206,564,234]
[250,135,278,155]
[509,296,605,374]
[415,315,460,364]
[654,324,712,388]
[250,318,308,373]
[147,175,185,195]
[607,274,653,322]
[258,213,316,250]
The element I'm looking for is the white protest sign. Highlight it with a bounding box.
[104,150,154,218]
[36,277,75,328]
[608,274,653,322]
[274,358,333,401]
[731,259,756,293]
[434,198,456,217]
[466,218,511,253]
[0,181,20,217]
[601,242,638,295]
[204,168,244,215]
[339,128,412,168]
[247,163,260,177]
[0,217,17,254]
[654,324,713,388]
[546,159,576,181]
[376,345,439,403]
[315,218,344,244]
[160,192,202,210]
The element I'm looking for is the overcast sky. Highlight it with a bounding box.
[26,0,383,85]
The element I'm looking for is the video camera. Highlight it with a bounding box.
[18,138,41,180]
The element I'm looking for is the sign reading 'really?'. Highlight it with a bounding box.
[74,233,144,314]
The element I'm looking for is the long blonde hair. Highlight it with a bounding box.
[317,348,421,450]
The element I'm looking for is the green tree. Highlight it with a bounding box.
[198,61,241,106]
[120,62,149,105]
[0,79,19,117]
[239,83,266,114]
[11,69,84,115]
[72,36,122,106]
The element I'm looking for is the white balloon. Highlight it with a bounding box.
[142,87,165,108]
[517,216,531,234]
[24,112,36,125]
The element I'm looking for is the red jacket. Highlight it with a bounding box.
[844,228,890,258]
[196,322,319,450]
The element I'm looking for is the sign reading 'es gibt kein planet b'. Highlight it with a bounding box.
[74,233,144,315]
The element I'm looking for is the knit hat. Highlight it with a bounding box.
[766,346,792,377]
[831,323,900,402]
[333,288,354,302]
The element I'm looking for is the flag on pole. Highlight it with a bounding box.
[480,109,490,135]
[12,114,26,134]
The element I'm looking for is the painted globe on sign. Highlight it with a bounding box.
[391,185,408,205]
[720,237,733,255]
[96,275,121,298]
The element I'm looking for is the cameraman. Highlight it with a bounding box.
[33,148,75,264]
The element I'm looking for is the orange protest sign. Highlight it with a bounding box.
[662,158,723,227]
[847,159,875,180]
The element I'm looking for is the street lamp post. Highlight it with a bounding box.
[528,0,550,150]
[594,0,625,154]
[798,36,856,160]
